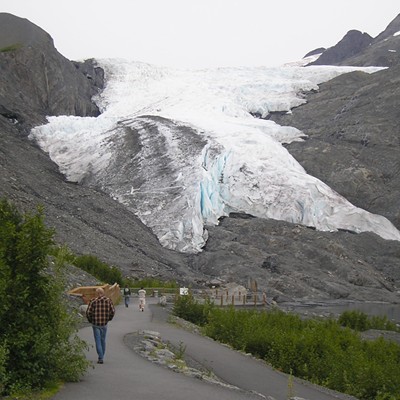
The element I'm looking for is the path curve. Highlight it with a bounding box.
[52,298,356,400]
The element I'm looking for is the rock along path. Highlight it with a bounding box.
[52,298,356,400]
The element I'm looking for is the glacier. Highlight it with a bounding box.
[29,60,400,252]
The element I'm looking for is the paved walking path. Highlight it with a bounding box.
[52,298,355,400]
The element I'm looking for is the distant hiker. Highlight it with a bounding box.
[138,287,146,311]
[86,287,115,364]
[123,287,131,307]
[262,290,267,306]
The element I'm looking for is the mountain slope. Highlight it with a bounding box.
[191,214,400,302]
[309,30,373,66]
[0,13,102,133]
[308,13,400,67]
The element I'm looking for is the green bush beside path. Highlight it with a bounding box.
[173,294,400,400]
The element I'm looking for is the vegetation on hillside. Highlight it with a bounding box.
[51,247,179,289]
[71,253,124,285]
[0,199,89,397]
[173,294,400,400]
[0,43,22,52]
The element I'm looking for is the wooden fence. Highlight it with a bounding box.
[190,288,268,307]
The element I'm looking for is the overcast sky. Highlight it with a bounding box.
[1,0,399,68]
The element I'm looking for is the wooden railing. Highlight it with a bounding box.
[189,288,268,307]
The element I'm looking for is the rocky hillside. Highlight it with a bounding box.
[0,13,101,133]
[1,12,399,303]
[309,30,373,66]
[309,13,400,67]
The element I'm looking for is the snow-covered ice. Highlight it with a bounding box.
[30,60,400,252]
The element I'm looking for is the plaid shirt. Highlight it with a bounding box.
[86,295,115,326]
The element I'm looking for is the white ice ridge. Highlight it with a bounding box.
[29,60,400,252]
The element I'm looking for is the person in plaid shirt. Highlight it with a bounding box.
[86,287,115,364]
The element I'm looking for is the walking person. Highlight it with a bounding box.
[123,287,131,307]
[86,287,115,364]
[138,287,146,312]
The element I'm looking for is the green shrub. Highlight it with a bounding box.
[0,199,89,396]
[172,294,214,326]
[338,310,399,332]
[173,298,400,400]
[369,314,399,332]
[50,249,178,289]
[0,341,9,394]
[73,254,123,285]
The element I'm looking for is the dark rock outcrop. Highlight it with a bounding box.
[309,30,373,66]
[338,14,400,67]
[373,13,400,43]
[306,14,400,67]
[0,13,102,134]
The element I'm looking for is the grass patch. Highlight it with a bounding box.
[5,381,62,400]
[0,43,23,52]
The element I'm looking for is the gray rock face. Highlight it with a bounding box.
[307,13,400,67]
[373,13,400,43]
[0,13,102,134]
[0,12,53,49]
[309,30,373,66]
[191,214,400,302]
